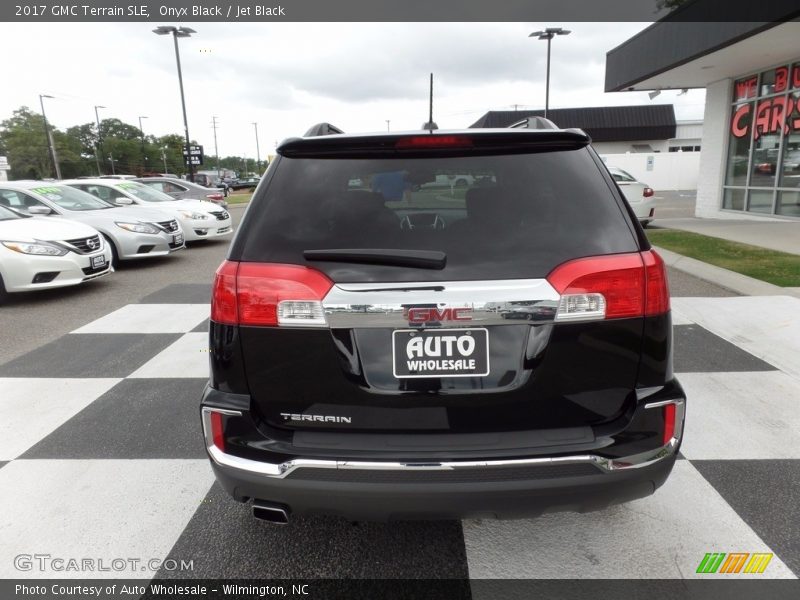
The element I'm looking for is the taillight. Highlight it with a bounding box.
[643,187,654,198]
[211,261,334,327]
[206,193,224,200]
[547,251,669,321]
[396,135,473,149]
[210,411,225,451]
[663,403,676,445]
[643,250,670,315]
[211,260,238,325]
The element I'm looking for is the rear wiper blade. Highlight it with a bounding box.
[303,249,446,270]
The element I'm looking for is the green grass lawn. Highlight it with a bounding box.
[647,229,800,287]
[226,192,252,205]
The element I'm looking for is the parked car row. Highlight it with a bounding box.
[0,179,232,302]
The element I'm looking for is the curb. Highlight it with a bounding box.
[654,246,800,299]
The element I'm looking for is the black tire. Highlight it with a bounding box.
[103,235,120,268]
[454,178,469,188]
[640,220,651,229]
[0,274,8,305]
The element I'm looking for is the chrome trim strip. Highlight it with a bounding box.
[201,402,685,480]
[322,279,560,328]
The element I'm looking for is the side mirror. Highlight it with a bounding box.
[27,206,52,215]
[115,197,134,205]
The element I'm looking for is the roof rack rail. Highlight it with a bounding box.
[304,123,345,137]
[508,116,558,130]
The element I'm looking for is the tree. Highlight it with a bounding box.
[0,107,54,179]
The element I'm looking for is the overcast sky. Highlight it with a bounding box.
[1,22,706,160]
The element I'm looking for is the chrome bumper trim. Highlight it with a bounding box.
[201,400,685,480]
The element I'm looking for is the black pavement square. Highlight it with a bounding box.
[0,334,181,378]
[191,319,209,333]
[140,284,211,304]
[158,483,470,579]
[673,324,776,373]
[21,378,208,459]
[693,460,800,577]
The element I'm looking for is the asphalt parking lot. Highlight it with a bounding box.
[1,199,799,583]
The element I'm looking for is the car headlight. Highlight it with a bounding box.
[115,221,160,234]
[177,210,209,220]
[2,241,68,256]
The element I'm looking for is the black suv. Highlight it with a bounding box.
[202,124,685,523]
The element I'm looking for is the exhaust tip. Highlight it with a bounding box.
[252,500,290,525]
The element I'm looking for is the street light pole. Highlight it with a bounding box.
[138,115,148,173]
[252,122,261,174]
[161,146,168,173]
[108,153,116,175]
[39,94,61,179]
[153,26,196,181]
[386,120,391,132]
[529,27,571,119]
[94,105,106,175]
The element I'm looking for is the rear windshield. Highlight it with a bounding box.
[237,148,639,282]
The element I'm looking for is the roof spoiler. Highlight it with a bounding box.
[304,123,345,137]
[508,116,559,130]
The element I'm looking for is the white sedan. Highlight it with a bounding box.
[0,204,112,301]
[607,166,656,227]
[64,179,232,242]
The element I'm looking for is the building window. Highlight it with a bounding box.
[723,61,800,217]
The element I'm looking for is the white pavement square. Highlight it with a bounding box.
[671,296,800,380]
[71,304,210,335]
[0,378,121,461]
[0,459,215,579]
[670,307,694,326]
[129,333,210,379]
[679,371,800,460]
[462,461,797,579]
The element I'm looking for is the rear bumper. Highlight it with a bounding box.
[208,450,676,520]
[200,387,685,520]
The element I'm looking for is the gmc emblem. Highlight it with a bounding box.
[407,307,472,323]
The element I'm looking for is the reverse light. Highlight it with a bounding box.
[396,135,473,149]
[2,240,68,256]
[547,250,669,321]
[211,261,334,327]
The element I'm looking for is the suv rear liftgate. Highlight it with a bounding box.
[201,126,685,521]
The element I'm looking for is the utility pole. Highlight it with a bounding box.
[39,94,61,179]
[386,120,391,132]
[138,115,148,173]
[161,146,168,173]
[94,105,106,175]
[252,122,261,174]
[211,115,220,176]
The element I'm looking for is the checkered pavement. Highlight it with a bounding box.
[1,284,799,581]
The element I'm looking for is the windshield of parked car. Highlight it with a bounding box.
[0,204,28,220]
[30,185,115,211]
[115,181,175,202]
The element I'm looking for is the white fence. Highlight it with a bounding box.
[598,152,701,191]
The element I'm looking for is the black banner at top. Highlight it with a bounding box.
[1,0,800,22]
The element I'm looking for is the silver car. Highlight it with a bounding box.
[133,177,229,208]
[0,182,185,266]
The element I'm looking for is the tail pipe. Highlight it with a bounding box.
[252,500,291,525]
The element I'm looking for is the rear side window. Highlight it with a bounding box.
[237,148,639,282]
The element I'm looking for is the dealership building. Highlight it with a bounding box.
[606,9,800,220]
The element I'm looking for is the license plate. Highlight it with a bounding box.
[172,233,184,245]
[392,328,490,378]
[90,255,106,269]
